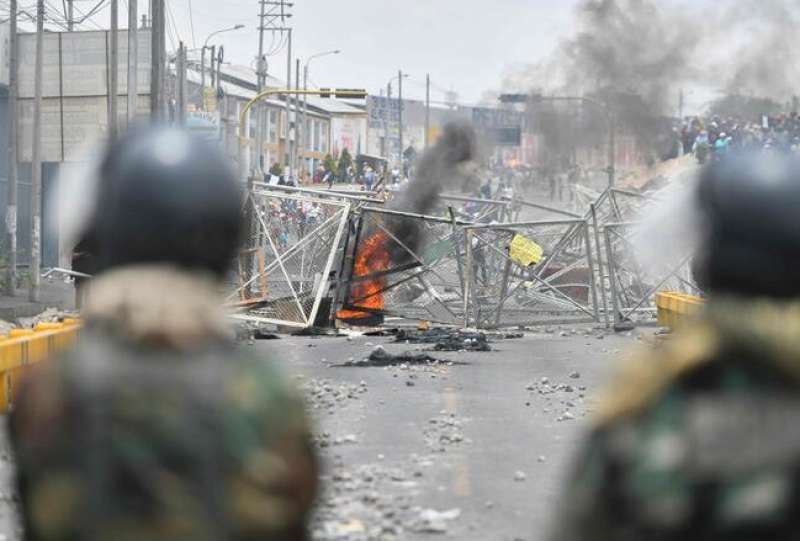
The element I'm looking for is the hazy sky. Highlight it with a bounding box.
[64,0,583,105]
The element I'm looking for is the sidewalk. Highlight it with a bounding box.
[0,279,76,322]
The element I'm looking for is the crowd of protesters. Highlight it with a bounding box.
[681,112,800,163]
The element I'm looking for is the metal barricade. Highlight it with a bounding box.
[603,221,700,327]
[229,189,350,328]
[337,207,468,326]
[463,219,600,329]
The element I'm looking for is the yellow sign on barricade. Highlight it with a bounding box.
[509,234,544,267]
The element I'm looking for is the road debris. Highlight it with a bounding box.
[394,328,492,352]
[412,508,462,534]
[337,346,458,368]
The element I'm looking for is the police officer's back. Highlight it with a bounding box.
[550,152,800,541]
[10,128,318,541]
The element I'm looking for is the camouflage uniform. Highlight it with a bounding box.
[550,298,800,541]
[10,266,318,541]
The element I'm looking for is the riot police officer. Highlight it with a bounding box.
[10,127,318,541]
[550,152,800,540]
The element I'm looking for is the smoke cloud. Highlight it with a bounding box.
[386,121,477,263]
[496,0,800,159]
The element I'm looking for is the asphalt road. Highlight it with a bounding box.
[0,326,648,541]
[261,326,646,541]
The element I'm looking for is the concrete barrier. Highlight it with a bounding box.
[0,319,81,413]
[656,292,704,330]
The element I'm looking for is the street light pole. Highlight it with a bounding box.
[398,69,404,169]
[200,25,245,110]
[302,49,341,177]
[425,73,430,149]
[30,0,44,302]
[6,0,18,296]
[127,0,138,124]
[383,72,408,168]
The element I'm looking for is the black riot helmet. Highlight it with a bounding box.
[693,152,800,298]
[92,126,242,277]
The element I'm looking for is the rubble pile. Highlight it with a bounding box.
[423,412,469,453]
[302,378,368,417]
[312,413,470,540]
[525,373,589,422]
[394,329,491,352]
[313,457,464,540]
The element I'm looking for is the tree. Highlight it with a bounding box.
[338,148,353,181]
[269,162,283,176]
[323,154,338,176]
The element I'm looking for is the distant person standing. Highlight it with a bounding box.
[70,231,98,310]
[364,164,376,192]
[480,178,493,199]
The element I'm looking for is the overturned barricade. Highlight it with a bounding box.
[228,188,350,328]
[602,221,699,328]
[462,220,600,329]
[335,207,467,326]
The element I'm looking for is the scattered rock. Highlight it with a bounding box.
[514,471,527,482]
[412,508,461,534]
[569,371,581,379]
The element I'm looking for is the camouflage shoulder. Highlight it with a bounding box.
[224,345,311,430]
[593,323,720,427]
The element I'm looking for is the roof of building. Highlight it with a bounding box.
[185,63,367,117]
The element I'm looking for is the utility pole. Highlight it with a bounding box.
[177,42,186,126]
[255,0,267,176]
[127,0,138,124]
[6,0,18,296]
[302,62,309,165]
[254,0,292,175]
[215,47,223,91]
[200,47,207,106]
[425,73,430,149]
[398,69,404,170]
[294,57,300,176]
[608,110,616,188]
[67,0,74,30]
[30,0,44,302]
[386,81,392,159]
[209,45,216,87]
[150,0,165,120]
[217,47,225,145]
[109,0,119,138]
[285,28,292,177]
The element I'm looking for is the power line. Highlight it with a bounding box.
[164,0,178,51]
[187,0,195,47]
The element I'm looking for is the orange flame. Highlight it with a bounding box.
[337,232,391,321]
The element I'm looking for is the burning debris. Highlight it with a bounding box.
[337,122,477,327]
[336,232,391,325]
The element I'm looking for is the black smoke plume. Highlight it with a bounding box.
[497,0,800,161]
